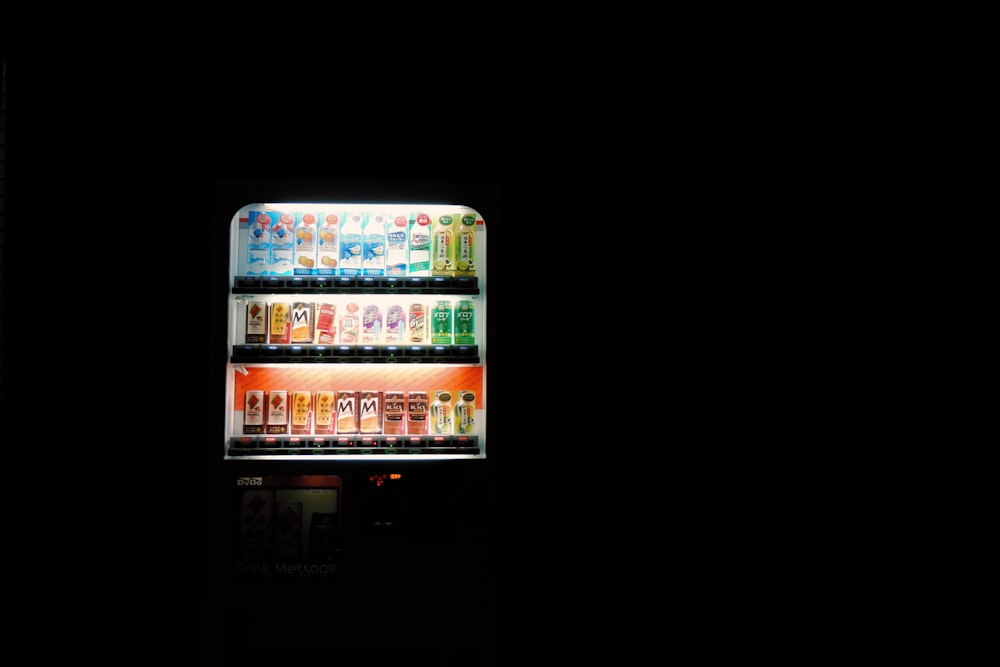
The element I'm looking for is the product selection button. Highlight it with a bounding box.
[235,277,260,289]
[453,276,476,291]
[406,277,427,286]
[430,276,451,289]
[334,277,356,289]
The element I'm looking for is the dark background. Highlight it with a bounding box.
[1,60,549,665]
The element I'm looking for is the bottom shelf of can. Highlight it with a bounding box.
[226,434,481,458]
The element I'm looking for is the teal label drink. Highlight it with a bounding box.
[408,212,432,276]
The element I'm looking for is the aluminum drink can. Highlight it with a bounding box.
[243,390,265,434]
[407,391,428,434]
[315,303,337,344]
[408,303,426,343]
[430,390,453,434]
[385,304,405,343]
[266,390,288,434]
[454,300,474,344]
[290,390,313,435]
[430,300,452,345]
[383,391,405,435]
[269,302,291,344]
[336,390,358,434]
[454,389,476,435]
[359,390,382,434]
[314,390,337,434]
[246,301,267,343]
[290,302,315,343]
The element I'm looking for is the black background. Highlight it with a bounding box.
[1,60,550,665]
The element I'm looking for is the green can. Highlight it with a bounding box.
[431,300,452,344]
[454,300,475,345]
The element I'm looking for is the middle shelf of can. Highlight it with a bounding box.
[232,274,480,295]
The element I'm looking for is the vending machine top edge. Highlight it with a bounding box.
[224,202,487,463]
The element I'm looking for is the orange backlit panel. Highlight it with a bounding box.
[234,366,483,409]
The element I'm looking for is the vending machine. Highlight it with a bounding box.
[224,202,486,461]
[202,183,499,666]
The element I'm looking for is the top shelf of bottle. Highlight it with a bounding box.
[230,202,486,291]
[232,275,480,295]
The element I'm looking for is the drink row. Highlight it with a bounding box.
[246,299,475,346]
[246,209,477,278]
[243,389,476,436]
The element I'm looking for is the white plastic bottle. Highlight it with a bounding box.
[362,213,387,276]
[339,212,365,276]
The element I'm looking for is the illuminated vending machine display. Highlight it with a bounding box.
[224,203,487,461]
